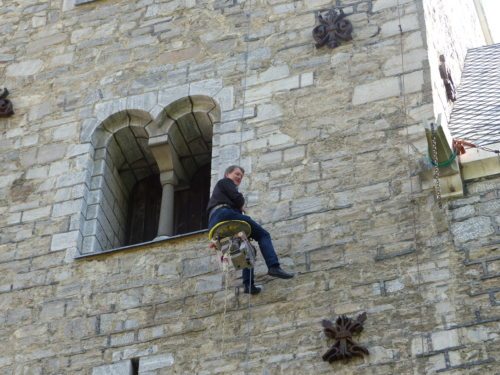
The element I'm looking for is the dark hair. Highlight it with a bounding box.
[224,165,245,176]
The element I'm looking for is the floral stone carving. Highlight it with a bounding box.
[313,8,353,49]
[322,312,369,363]
[0,88,14,117]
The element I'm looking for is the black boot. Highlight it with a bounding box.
[243,284,262,295]
[268,266,294,279]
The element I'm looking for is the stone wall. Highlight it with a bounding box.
[0,0,497,374]
[419,174,500,374]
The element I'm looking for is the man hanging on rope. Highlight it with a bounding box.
[207,165,294,295]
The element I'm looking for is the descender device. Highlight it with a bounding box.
[208,220,256,270]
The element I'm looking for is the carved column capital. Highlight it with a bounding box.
[159,170,178,186]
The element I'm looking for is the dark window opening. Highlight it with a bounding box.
[174,164,211,235]
[125,164,211,244]
[131,358,139,375]
[125,174,162,245]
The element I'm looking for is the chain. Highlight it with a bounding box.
[430,123,443,209]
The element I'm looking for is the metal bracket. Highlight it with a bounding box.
[313,8,353,49]
[0,88,14,118]
[322,312,369,363]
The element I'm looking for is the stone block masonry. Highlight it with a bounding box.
[0,0,496,374]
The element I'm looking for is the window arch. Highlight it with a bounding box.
[82,96,220,253]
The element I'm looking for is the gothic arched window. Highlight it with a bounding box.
[82,96,219,254]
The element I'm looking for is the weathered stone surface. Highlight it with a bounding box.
[26,33,67,54]
[451,216,495,243]
[0,1,497,374]
[6,60,43,76]
[383,48,428,75]
[182,256,218,278]
[50,231,79,251]
[380,13,420,38]
[352,76,400,105]
[92,360,133,375]
[431,329,460,351]
[138,353,174,373]
[21,206,51,222]
[373,0,413,12]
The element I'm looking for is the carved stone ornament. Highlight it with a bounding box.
[0,88,14,118]
[322,312,369,363]
[313,8,353,49]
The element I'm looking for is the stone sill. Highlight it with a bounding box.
[63,0,99,11]
[75,0,99,4]
[421,169,464,199]
[421,119,499,198]
[459,143,500,181]
[421,149,500,200]
[75,229,208,259]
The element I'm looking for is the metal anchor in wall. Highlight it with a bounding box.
[313,8,353,49]
[0,88,14,117]
[321,312,369,363]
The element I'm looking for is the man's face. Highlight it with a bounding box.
[226,168,244,186]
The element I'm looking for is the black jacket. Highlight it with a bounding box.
[207,177,245,214]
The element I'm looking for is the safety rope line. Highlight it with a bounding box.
[218,0,255,367]
[238,0,253,162]
[476,145,500,155]
[454,139,500,156]
[238,2,254,374]
[244,268,253,374]
[220,252,230,358]
[397,0,427,369]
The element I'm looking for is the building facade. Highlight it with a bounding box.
[0,0,498,374]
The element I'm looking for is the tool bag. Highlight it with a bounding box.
[218,231,256,270]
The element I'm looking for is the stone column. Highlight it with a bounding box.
[157,170,178,238]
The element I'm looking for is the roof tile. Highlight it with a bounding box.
[448,43,500,147]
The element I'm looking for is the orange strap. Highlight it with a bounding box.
[453,139,477,155]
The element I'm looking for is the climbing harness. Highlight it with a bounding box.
[208,220,257,270]
[219,233,256,270]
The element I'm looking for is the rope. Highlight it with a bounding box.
[238,3,254,373]
[217,0,254,368]
[244,267,253,375]
[428,150,457,167]
[454,138,500,156]
[238,1,252,165]
[477,145,500,155]
[220,253,230,358]
[397,0,426,368]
